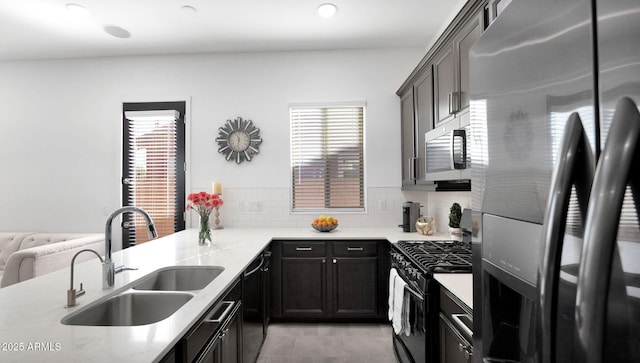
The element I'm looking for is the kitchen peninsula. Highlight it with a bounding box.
[0,228,471,362]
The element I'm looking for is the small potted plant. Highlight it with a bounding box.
[448,202,462,235]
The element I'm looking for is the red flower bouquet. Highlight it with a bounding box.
[186,192,224,244]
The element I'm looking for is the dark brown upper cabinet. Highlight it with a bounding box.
[434,12,483,127]
[397,0,487,190]
[401,69,434,187]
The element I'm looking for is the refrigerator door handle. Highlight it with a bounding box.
[538,112,595,363]
[576,97,640,363]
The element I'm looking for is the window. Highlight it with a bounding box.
[122,102,186,247]
[290,104,365,212]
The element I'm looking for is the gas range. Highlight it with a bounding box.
[390,240,472,293]
[389,239,473,363]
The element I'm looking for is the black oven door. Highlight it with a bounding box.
[393,278,427,363]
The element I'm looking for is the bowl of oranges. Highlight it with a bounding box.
[312,215,338,232]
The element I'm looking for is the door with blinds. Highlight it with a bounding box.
[122,102,186,247]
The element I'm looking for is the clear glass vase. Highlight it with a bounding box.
[199,213,212,245]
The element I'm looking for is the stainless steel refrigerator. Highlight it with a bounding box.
[469,0,640,362]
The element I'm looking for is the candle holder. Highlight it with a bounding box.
[212,206,223,230]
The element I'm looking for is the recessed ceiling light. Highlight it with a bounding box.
[104,25,131,39]
[317,3,338,18]
[181,5,198,14]
[65,3,90,17]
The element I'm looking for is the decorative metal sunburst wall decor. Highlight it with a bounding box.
[216,117,263,164]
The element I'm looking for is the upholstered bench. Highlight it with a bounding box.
[0,232,104,288]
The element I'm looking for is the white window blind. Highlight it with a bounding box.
[290,104,365,212]
[124,110,179,245]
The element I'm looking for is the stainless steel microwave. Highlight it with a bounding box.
[424,114,470,182]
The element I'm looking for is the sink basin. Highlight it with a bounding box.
[61,292,193,326]
[132,266,224,291]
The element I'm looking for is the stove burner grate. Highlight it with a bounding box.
[396,240,472,273]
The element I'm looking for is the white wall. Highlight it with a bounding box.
[0,48,434,239]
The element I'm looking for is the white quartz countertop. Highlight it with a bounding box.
[0,227,459,362]
[434,273,473,310]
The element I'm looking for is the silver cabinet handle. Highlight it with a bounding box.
[332,258,337,264]
[448,93,452,114]
[322,258,326,264]
[204,301,235,323]
[451,91,460,113]
[408,158,416,180]
[244,255,264,277]
[451,314,474,340]
[296,247,312,251]
[577,97,640,363]
[220,328,230,340]
[347,247,364,251]
[539,112,594,363]
[457,341,471,359]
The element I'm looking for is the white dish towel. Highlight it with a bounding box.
[391,271,408,335]
[388,268,398,321]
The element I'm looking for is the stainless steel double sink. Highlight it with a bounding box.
[61,266,224,326]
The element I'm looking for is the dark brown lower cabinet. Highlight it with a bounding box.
[281,255,328,317]
[332,256,378,317]
[174,279,242,363]
[271,240,389,320]
[197,304,241,363]
[439,314,473,363]
[439,287,473,363]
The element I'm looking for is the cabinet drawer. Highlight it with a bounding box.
[182,280,240,362]
[440,288,469,320]
[282,241,326,257]
[333,241,377,257]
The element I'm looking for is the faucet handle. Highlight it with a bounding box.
[66,283,87,307]
[115,265,138,273]
[77,283,86,296]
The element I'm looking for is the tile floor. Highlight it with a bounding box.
[256,322,396,363]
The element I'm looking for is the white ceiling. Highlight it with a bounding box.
[0,0,466,61]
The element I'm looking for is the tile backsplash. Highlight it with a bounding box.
[188,187,471,233]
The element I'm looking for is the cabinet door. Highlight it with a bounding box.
[219,306,241,363]
[281,257,327,317]
[400,89,416,185]
[440,314,473,363]
[434,44,456,126]
[414,69,434,181]
[159,347,176,363]
[331,257,378,318]
[198,338,221,363]
[456,13,483,114]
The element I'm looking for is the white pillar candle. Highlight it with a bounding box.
[212,182,222,195]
